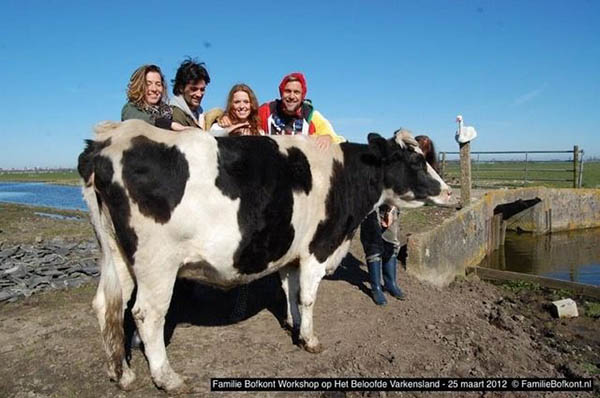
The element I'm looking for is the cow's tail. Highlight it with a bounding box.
[78,140,126,382]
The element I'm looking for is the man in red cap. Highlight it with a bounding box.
[258,72,344,149]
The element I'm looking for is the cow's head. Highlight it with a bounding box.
[367,129,453,208]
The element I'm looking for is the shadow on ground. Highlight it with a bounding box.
[123,253,373,356]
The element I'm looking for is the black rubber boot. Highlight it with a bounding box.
[367,260,387,306]
[382,257,406,300]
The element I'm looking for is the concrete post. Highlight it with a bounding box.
[459,142,471,204]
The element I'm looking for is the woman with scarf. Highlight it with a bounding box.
[121,64,183,130]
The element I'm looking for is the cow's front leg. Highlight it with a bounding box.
[133,262,186,393]
[298,258,326,353]
[278,265,300,333]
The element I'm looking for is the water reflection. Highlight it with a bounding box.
[480,229,600,286]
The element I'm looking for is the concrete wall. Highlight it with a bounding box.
[406,188,600,286]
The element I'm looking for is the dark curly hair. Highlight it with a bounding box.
[172,59,211,96]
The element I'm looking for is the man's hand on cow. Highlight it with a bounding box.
[313,135,332,151]
[171,122,192,131]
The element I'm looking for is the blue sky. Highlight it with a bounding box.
[1,0,598,168]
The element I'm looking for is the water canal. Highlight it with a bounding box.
[0,182,87,211]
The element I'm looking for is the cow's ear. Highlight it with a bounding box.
[367,133,389,161]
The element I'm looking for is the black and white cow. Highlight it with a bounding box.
[78,119,452,392]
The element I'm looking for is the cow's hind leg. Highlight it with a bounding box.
[92,241,137,390]
[298,257,327,353]
[87,182,137,391]
[278,265,300,333]
[112,249,137,388]
[132,258,186,393]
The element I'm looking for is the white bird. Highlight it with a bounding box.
[455,115,477,144]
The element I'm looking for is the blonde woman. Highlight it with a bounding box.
[121,64,183,130]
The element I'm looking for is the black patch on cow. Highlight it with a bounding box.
[361,134,438,199]
[385,149,441,200]
[93,155,139,265]
[309,135,444,263]
[215,136,312,274]
[121,135,189,224]
[369,133,442,201]
[283,257,300,269]
[309,142,385,263]
[284,147,312,194]
[77,138,111,185]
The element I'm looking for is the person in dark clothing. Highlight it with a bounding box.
[360,204,404,305]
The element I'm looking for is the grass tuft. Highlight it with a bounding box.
[583,301,600,318]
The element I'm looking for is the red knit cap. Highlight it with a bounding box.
[278,72,307,100]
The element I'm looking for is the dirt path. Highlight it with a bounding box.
[0,204,598,397]
[1,241,599,397]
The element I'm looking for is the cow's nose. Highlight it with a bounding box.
[441,186,453,205]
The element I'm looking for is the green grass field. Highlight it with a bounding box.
[0,170,80,185]
[1,161,600,189]
[441,161,600,189]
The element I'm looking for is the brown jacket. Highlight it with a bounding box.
[171,106,200,128]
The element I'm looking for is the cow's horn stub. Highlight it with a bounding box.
[393,128,421,153]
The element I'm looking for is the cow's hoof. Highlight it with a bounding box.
[118,368,137,391]
[164,381,194,396]
[300,339,323,354]
[155,372,187,394]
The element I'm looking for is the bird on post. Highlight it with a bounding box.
[455,115,477,144]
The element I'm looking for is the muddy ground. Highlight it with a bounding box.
[0,204,599,398]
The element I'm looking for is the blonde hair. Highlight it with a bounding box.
[126,64,168,107]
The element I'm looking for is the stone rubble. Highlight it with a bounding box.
[0,238,99,303]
